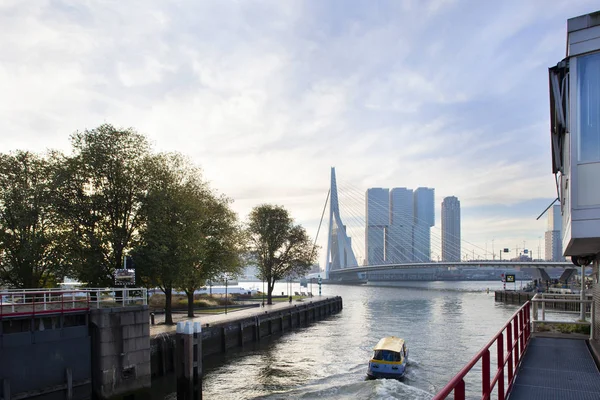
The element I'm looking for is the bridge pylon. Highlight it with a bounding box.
[324,167,358,278]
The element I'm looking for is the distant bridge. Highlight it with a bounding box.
[331,261,573,274]
[327,261,576,283]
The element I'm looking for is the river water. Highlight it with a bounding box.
[153,280,523,399]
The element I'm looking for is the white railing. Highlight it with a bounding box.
[531,293,595,340]
[0,287,147,318]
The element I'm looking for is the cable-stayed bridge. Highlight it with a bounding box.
[320,168,574,283]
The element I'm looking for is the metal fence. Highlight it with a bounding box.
[0,287,147,319]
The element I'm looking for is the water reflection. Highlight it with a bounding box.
[153,281,519,399]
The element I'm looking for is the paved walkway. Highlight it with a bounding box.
[150,296,332,338]
[509,337,600,400]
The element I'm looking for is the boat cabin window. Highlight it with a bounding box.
[373,350,401,362]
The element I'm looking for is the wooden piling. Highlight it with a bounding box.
[176,321,203,400]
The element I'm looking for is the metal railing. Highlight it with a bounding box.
[531,293,594,340]
[0,287,147,319]
[433,302,531,400]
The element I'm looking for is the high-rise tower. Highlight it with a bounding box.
[387,188,414,263]
[413,188,434,262]
[441,196,461,262]
[544,204,563,261]
[365,188,389,265]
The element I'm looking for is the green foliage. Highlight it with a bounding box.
[132,152,245,322]
[0,123,246,302]
[53,124,151,287]
[246,204,316,304]
[556,323,590,335]
[0,151,70,288]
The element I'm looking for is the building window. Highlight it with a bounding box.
[578,52,600,162]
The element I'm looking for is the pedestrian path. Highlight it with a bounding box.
[150,296,330,337]
[509,337,600,400]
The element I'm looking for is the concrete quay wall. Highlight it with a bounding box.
[150,296,343,377]
[89,306,151,400]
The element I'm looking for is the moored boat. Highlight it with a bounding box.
[366,336,408,379]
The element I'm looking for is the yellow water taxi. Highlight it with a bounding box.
[367,336,408,379]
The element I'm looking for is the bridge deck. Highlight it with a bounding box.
[509,336,600,400]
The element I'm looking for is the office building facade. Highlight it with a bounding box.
[413,187,435,262]
[387,188,414,263]
[441,196,461,262]
[545,204,563,261]
[366,188,389,265]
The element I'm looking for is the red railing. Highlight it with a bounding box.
[0,290,90,319]
[433,301,531,400]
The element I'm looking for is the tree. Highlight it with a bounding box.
[132,153,244,323]
[53,124,151,287]
[177,193,245,317]
[0,151,69,288]
[247,204,316,305]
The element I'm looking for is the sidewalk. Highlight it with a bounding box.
[150,296,331,338]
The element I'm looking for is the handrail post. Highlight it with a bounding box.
[482,349,490,398]
[507,322,513,384]
[519,309,524,355]
[497,333,505,400]
[513,314,520,368]
[455,378,465,400]
[526,302,531,342]
[44,293,47,311]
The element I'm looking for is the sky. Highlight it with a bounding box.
[1,0,597,268]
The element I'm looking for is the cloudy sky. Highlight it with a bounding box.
[1,0,597,266]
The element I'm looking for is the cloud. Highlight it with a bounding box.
[1,0,598,265]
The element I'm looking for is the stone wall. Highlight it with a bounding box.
[89,306,150,400]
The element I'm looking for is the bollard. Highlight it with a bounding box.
[151,313,155,325]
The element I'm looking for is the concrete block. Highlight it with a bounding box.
[123,325,140,339]
[99,342,119,357]
[90,311,111,328]
[120,312,135,326]
[100,355,120,372]
[134,310,148,324]
[135,361,151,378]
[101,368,115,386]
[99,327,116,343]
[126,349,151,365]
[136,337,150,351]
[142,323,150,337]
[123,338,136,353]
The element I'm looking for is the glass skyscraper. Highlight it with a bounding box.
[441,196,461,262]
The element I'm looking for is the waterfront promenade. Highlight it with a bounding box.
[150,296,334,337]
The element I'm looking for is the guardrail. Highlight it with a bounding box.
[531,293,594,340]
[0,288,147,319]
[433,302,531,400]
